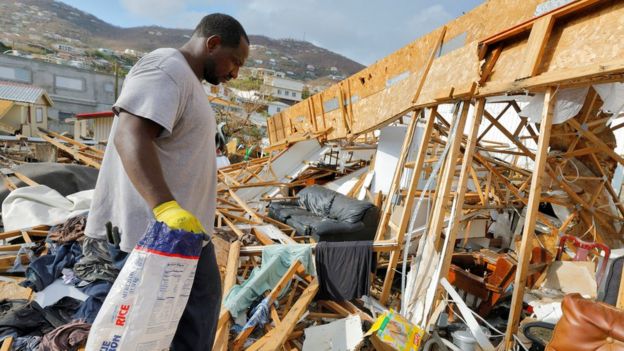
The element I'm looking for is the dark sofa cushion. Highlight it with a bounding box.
[329,193,374,223]
[286,214,326,236]
[298,185,336,217]
[268,202,311,222]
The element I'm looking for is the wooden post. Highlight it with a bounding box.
[374,110,421,243]
[430,98,485,321]
[379,107,435,305]
[504,87,556,349]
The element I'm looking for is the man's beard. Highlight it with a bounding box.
[203,60,219,85]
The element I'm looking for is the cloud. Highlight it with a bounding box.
[74,0,482,65]
[119,0,205,28]
[229,0,477,65]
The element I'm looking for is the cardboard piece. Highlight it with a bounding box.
[302,314,363,351]
[541,261,597,298]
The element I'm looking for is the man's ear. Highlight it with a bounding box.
[205,35,222,53]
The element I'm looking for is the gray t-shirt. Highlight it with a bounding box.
[85,48,217,252]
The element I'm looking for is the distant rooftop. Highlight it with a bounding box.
[0,80,52,105]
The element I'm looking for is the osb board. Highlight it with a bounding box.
[0,281,32,300]
[344,27,445,101]
[414,42,481,106]
[486,2,624,90]
[212,230,235,284]
[487,35,531,83]
[268,0,555,145]
[286,101,314,135]
[540,1,624,72]
[350,71,423,136]
[324,108,348,139]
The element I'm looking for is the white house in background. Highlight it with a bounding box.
[0,80,53,136]
[267,101,289,116]
[52,44,84,55]
[73,110,113,150]
[262,76,304,105]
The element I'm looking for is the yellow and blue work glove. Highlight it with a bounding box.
[153,200,210,242]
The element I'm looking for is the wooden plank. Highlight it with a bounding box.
[518,15,554,79]
[504,87,556,349]
[379,107,436,305]
[478,0,602,56]
[38,133,101,169]
[246,278,319,351]
[567,118,624,166]
[433,99,485,320]
[412,27,447,103]
[0,336,12,351]
[232,260,303,351]
[213,240,241,351]
[374,112,420,242]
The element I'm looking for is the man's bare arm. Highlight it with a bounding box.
[114,110,174,209]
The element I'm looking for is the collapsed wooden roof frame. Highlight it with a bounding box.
[266,0,624,349]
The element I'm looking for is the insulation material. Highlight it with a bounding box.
[519,87,589,124]
[371,124,425,194]
[235,139,328,202]
[302,314,363,351]
[593,82,624,117]
[324,167,368,195]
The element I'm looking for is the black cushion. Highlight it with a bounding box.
[268,202,311,222]
[329,193,374,223]
[298,185,336,217]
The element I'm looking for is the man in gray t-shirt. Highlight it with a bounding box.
[84,14,249,351]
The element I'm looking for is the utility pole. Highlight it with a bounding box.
[114,62,119,100]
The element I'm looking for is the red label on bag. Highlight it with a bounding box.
[115,304,131,326]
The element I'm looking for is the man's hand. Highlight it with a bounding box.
[153,200,206,234]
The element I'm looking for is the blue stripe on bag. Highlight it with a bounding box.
[135,221,203,258]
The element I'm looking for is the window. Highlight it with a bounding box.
[277,89,282,95]
[55,76,84,91]
[35,107,43,123]
[0,66,31,83]
[293,92,298,98]
[104,82,114,93]
[58,111,73,121]
[276,107,281,112]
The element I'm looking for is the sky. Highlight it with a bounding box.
[57,0,484,65]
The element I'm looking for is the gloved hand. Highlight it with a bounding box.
[153,200,206,234]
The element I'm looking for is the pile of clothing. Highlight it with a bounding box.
[0,215,128,350]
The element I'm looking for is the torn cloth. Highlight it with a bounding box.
[0,297,82,339]
[11,336,41,351]
[22,242,82,292]
[48,216,87,244]
[39,321,90,351]
[224,244,315,319]
[315,241,373,301]
[240,296,271,332]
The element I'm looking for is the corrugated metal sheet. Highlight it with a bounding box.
[0,81,46,104]
[0,99,14,118]
[94,117,113,150]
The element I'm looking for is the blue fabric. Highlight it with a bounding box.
[241,296,271,331]
[136,221,203,257]
[22,242,82,292]
[74,281,113,323]
[10,335,41,350]
[224,244,315,318]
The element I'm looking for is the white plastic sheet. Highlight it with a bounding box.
[594,82,624,117]
[519,87,589,124]
[2,185,93,231]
